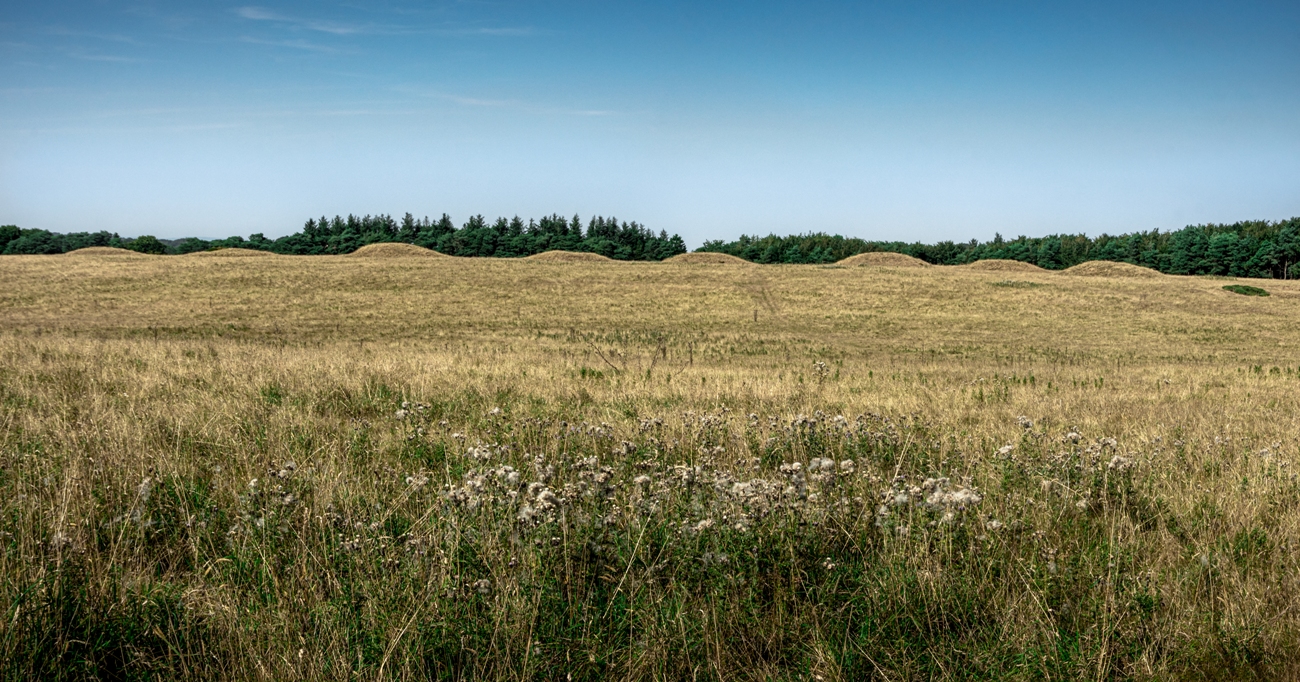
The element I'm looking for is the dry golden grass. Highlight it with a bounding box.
[184,247,279,258]
[523,249,613,262]
[836,251,932,267]
[663,252,753,265]
[962,258,1050,273]
[345,243,447,258]
[1062,260,1163,278]
[2,252,1299,680]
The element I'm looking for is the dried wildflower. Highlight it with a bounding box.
[985,519,1004,531]
[996,444,1015,459]
[517,505,537,524]
[1017,416,1033,429]
[137,477,153,503]
[839,459,855,474]
[51,531,73,550]
[922,478,982,511]
[474,578,493,595]
[1107,455,1133,472]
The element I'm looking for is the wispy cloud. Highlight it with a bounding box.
[452,27,535,37]
[239,36,343,53]
[44,27,140,45]
[68,52,144,63]
[233,6,535,38]
[399,87,619,117]
[444,94,516,108]
[235,7,283,22]
[236,6,378,36]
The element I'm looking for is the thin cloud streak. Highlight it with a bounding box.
[238,36,344,53]
[443,93,617,117]
[236,6,368,35]
[43,27,140,44]
[233,6,535,38]
[68,52,143,63]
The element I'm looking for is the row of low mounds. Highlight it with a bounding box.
[962,259,1049,273]
[1061,260,1162,278]
[345,243,447,258]
[54,247,1165,279]
[836,252,932,268]
[524,250,614,263]
[663,252,751,265]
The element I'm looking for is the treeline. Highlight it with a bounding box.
[698,217,1300,279]
[0,214,688,261]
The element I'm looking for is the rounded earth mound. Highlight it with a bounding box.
[664,252,752,265]
[1061,260,1162,278]
[64,247,151,257]
[524,250,615,263]
[185,248,278,258]
[346,243,446,258]
[963,259,1049,273]
[836,252,932,268]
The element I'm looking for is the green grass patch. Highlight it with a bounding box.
[1223,284,1269,297]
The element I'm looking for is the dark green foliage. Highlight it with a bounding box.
[0,214,687,261]
[126,235,167,254]
[698,217,1300,278]
[7,560,214,680]
[0,224,19,251]
[1223,285,1269,296]
[1,228,124,254]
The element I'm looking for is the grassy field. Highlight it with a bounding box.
[2,251,1299,680]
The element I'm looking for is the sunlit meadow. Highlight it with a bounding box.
[2,250,1299,680]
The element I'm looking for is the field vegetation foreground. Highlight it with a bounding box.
[1,253,1299,680]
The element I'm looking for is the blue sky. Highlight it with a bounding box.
[2,1,1298,246]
